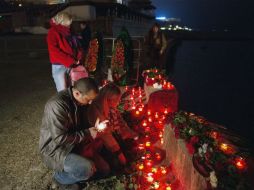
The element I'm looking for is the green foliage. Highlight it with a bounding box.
[173,111,187,125]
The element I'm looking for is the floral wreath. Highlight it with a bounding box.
[111,28,132,86]
[84,33,103,73]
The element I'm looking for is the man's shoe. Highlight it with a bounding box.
[51,178,81,190]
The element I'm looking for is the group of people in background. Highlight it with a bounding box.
[40,11,181,190]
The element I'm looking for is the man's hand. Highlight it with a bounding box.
[95,118,109,132]
[89,127,98,139]
[75,60,80,65]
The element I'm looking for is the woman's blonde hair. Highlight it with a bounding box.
[52,12,72,26]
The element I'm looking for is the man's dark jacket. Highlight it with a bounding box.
[39,88,91,171]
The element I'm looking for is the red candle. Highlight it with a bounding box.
[146,152,151,159]
[142,120,148,127]
[210,131,219,139]
[145,160,153,167]
[138,143,145,150]
[146,173,154,183]
[153,181,160,189]
[235,157,247,170]
[160,166,167,174]
[138,163,144,170]
[155,152,161,161]
[160,138,164,145]
[151,167,158,173]
[219,143,235,154]
[145,141,151,147]
[145,127,151,132]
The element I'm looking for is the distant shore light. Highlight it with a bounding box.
[156,17,166,20]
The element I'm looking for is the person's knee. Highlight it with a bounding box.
[73,158,96,181]
[100,163,110,176]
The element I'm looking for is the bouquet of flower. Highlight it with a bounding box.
[171,111,251,189]
[142,69,166,86]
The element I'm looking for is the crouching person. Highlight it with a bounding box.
[39,78,101,190]
[87,83,138,169]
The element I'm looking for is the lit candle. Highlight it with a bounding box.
[235,157,247,170]
[155,152,161,160]
[145,160,153,167]
[219,143,235,154]
[146,152,151,159]
[138,163,144,170]
[145,127,151,132]
[167,82,171,89]
[142,120,148,127]
[151,167,158,173]
[160,138,164,145]
[153,181,160,189]
[138,143,145,150]
[220,143,228,151]
[96,120,108,131]
[135,110,140,115]
[147,110,152,115]
[210,131,219,139]
[160,166,167,174]
[148,116,153,122]
[155,112,159,119]
[164,108,168,114]
[145,141,151,147]
[147,173,154,183]
[138,107,143,112]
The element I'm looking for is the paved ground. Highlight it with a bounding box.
[0,57,55,190]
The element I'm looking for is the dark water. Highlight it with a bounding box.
[169,40,254,145]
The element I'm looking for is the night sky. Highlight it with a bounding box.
[152,0,254,33]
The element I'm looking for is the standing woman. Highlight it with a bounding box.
[147,23,167,69]
[47,12,83,92]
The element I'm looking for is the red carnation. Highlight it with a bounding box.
[186,142,195,155]
[190,136,200,145]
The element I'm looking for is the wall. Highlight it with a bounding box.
[62,5,96,21]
